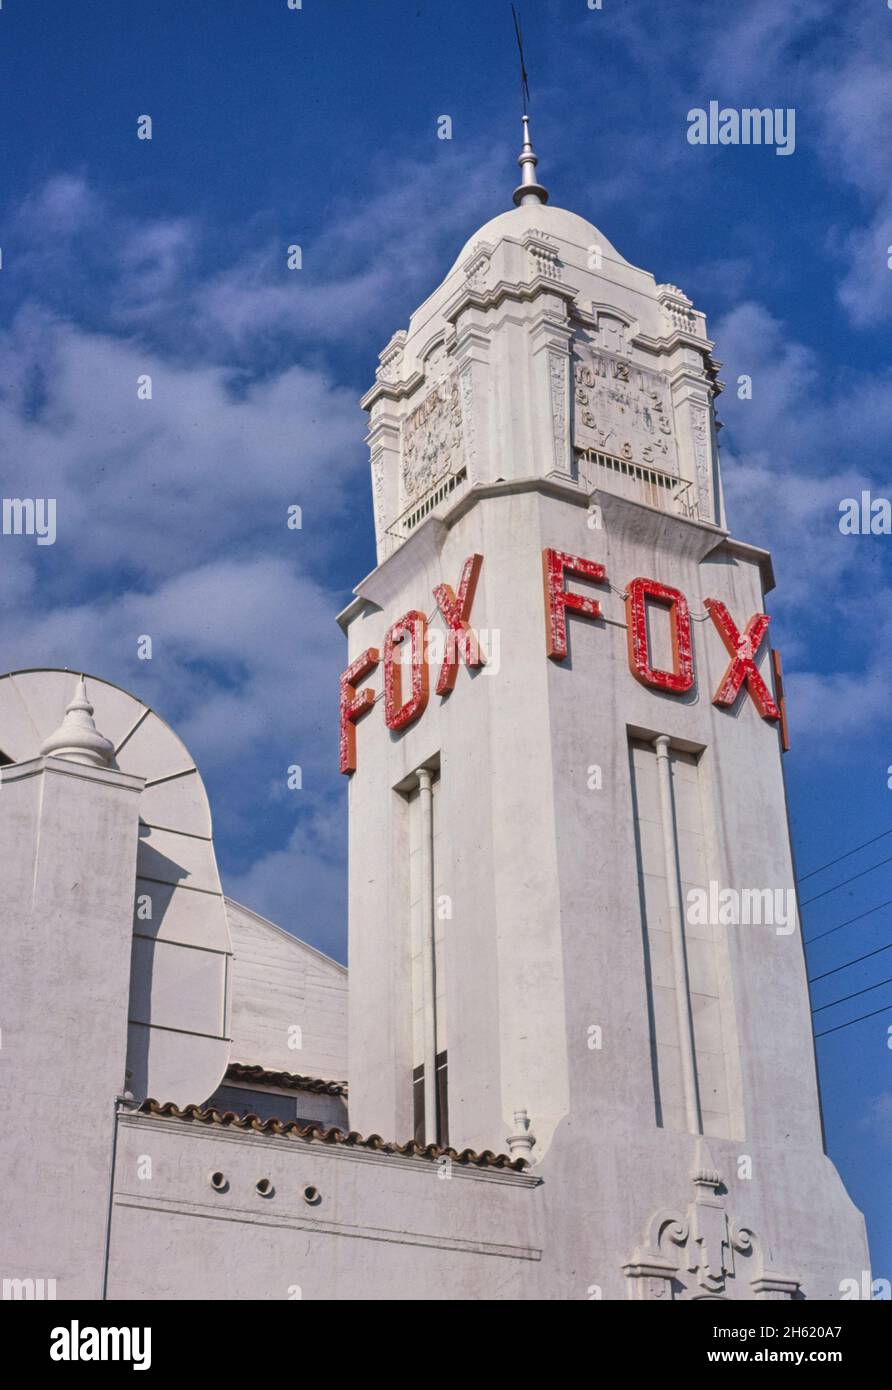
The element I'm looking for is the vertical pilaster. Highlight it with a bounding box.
[528,294,574,483]
[366,403,402,562]
[653,734,702,1136]
[416,766,438,1145]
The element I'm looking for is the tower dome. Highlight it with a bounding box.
[361,116,722,565]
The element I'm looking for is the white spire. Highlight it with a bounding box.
[512,113,548,208]
[41,676,115,768]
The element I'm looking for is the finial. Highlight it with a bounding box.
[41,676,115,768]
[506,1107,537,1163]
[513,113,549,208]
[510,8,548,208]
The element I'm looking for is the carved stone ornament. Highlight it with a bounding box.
[376,330,407,385]
[523,227,562,281]
[462,241,493,291]
[657,283,697,336]
[401,371,463,501]
[622,1141,802,1301]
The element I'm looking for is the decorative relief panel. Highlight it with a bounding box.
[459,367,477,474]
[594,311,632,360]
[370,448,385,536]
[549,350,569,474]
[573,342,679,474]
[401,371,463,501]
[689,400,712,515]
[422,340,450,383]
[623,1143,801,1302]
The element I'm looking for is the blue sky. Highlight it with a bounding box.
[0,0,889,1282]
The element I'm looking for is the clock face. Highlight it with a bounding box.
[572,345,679,475]
[0,669,232,1107]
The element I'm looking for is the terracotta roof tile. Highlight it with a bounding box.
[225,1062,347,1096]
[137,1098,528,1171]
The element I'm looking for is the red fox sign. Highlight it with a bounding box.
[339,549,783,772]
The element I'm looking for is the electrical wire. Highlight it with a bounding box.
[814,1002,892,1040]
[799,827,892,883]
[804,898,892,946]
[809,940,892,983]
[799,853,892,907]
[812,974,892,1014]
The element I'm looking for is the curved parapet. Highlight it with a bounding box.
[0,668,232,1106]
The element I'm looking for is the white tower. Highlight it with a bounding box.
[338,120,868,1299]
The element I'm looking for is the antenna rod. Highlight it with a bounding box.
[511,4,530,115]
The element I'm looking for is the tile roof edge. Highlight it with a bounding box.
[224,1062,348,1096]
[135,1098,529,1172]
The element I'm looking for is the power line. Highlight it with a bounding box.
[804,898,892,946]
[799,853,892,907]
[812,974,892,1014]
[799,827,892,883]
[814,1002,892,1040]
[809,939,892,984]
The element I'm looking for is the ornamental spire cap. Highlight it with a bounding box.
[512,113,549,208]
[41,676,115,768]
[506,1107,537,1163]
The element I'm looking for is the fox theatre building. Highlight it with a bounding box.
[0,121,867,1304]
[334,125,867,1299]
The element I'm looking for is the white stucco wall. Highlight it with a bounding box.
[0,756,143,1299]
[225,899,347,1083]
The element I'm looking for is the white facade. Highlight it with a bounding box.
[0,146,869,1300]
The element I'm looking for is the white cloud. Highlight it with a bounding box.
[0,148,515,948]
[861,1093,892,1146]
[225,804,346,961]
[786,669,890,742]
[0,306,361,581]
[715,298,892,744]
